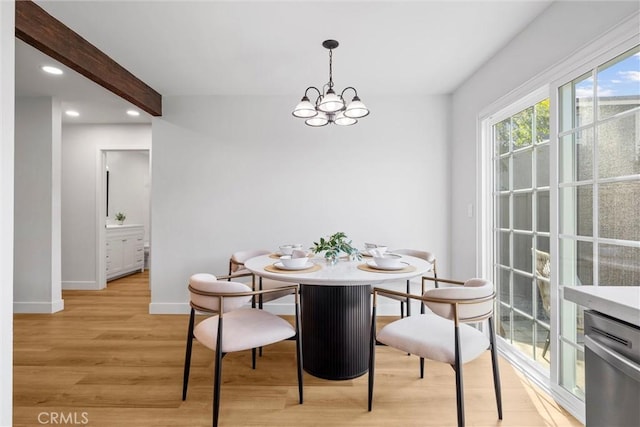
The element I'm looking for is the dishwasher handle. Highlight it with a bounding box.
[585,335,640,382]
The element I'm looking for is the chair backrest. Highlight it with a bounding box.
[189,273,252,313]
[391,248,436,264]
[423,278,494,322]
[229,249,271,273]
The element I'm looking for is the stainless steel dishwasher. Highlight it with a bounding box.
[584,310,640,427]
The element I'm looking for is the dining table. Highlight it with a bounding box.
[244,253,433,380]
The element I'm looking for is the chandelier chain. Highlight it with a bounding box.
[328,49,334,89]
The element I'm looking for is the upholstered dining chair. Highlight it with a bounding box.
[379,249,438,318]
[368,277,502,427]
[229,249,295,308]
[182,273,303,427]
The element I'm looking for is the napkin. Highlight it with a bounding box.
[292,249,308,259]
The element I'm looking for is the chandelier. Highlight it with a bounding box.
[292,40,370,127]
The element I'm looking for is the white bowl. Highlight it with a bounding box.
[366,246,387,256]
[373,253,402,269]
[279,245,294,255]
[280,255,309,269]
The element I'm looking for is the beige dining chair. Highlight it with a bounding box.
[229,249,295,308]
[182,273,303,427]
[368,277,502,427]
[378,249,438,318]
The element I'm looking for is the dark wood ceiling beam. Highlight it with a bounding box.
[15,0,162,116]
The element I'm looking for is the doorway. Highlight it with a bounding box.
[97,148,151,289]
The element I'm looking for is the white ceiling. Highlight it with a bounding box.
[16,0,553,123]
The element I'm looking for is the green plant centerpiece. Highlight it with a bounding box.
[115,212,126,225]
[311,232,361,265]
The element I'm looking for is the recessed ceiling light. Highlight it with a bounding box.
[126,110,140,117]
[65,110,80,117]
[42,65,63,75]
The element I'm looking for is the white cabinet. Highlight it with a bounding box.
[106,225,145,280]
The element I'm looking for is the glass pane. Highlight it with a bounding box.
[513,150,532,190]
[498,266,511,305]
[559,239,593,286]
[497,231,510,266]
[495,118,511,155]
[559,82,574,133]
[537,190,550,233]
[559,130,593,183]
[536,144,549,187]
[496,157,509,191]
[514,193,532,230]
[559,185,593,237]
[597,113,640,179]
[512,312,534,358]
[513,233,533,273]
[575,72,594,127]
[513,107,534,148]
[599,244,640,286]
[577,241,593,286]
[560,341,585,400]
[535,99,550,143]
[498,194,509,229]
[597,46,640,120]
[537,235,550,254]
[513,273,533,316]
[497,302,511,341]
[599,180,640,241]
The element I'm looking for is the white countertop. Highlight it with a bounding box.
[564,286,640,327]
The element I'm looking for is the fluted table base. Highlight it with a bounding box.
[300,284,371,380]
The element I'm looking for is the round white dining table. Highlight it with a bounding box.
[244,253,433,380]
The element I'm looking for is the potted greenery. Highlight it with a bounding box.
[115,212,126,225]
[311,231,361,265]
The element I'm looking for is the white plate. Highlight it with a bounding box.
[273,261,314,271]
[366,260,408,271]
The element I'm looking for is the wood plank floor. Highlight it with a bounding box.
[13,271,582,426]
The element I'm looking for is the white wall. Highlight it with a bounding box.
[106,150,150,241]
[150,95,450,313]
[0,1,14,423]
[449,1,639,279]
[14,96,63,313]
[61,124,151,289]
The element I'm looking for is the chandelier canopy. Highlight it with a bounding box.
[292,40,370,127]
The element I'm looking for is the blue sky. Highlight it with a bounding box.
[576,51,640,98]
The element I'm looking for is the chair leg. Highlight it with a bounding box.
[212,317,224,427]
[295,301,303,404]
[419,357,424,379]
[542,329,550,359]
[251,348,256,369]
[182,308,195,401]
[368,305,377,411]
[454,325,465,427]
[489,316,503,420]
[405,279,411,317]
[400,301,405,319]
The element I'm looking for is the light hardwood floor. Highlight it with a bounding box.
[13,271,582,426]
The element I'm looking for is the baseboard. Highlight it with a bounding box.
[14,299,64,313]
[62,280,102,290]
[149,302,191,314]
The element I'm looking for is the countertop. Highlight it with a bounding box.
[564,286,640,327]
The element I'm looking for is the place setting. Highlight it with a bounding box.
[265,248,321,274]
[357,247,416,273]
